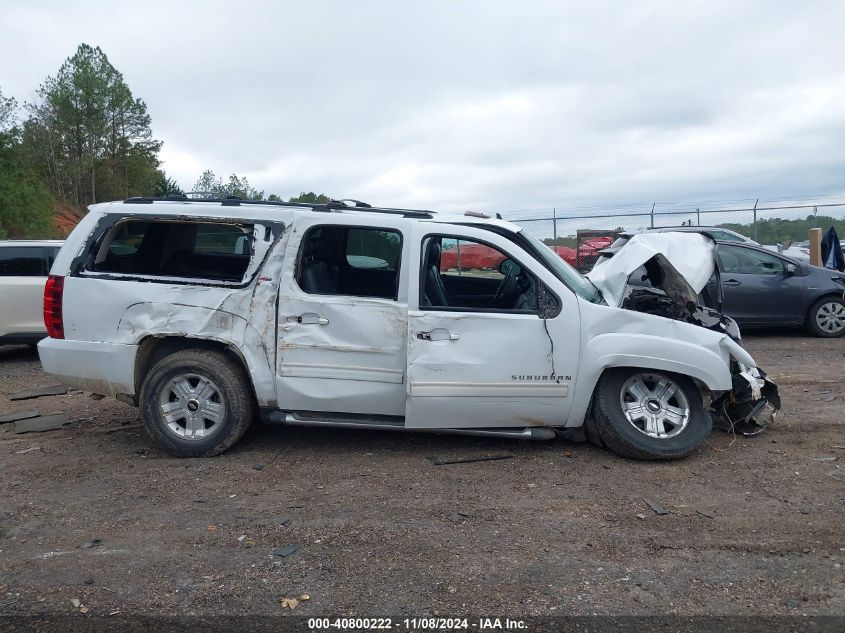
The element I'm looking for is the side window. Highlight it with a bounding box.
[717,245,785,275]
[297,225,402,300]
[47,247,61,269]
[195,224,252,255]
[0,247,47,276]
[421,235,538,312]
[712,230,746,242]
[346,228,401,271]
[90,219,254,282]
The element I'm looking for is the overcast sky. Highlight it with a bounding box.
[2,1,844,214]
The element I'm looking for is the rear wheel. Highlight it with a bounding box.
[139,349,254,457]
[806,296,845,337]
[593,368,711,460]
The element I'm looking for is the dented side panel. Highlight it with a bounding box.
[40,213,287,405]
[565,299,736,427]
[274,215,411,416]
[405,222,583,429]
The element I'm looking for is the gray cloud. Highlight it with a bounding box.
[2,0,844,213]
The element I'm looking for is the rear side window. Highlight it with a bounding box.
[711,230,746,242]
[0,247,47,276]
[89,219,255,282]
[345,228,402,271]
[296,225,402,299]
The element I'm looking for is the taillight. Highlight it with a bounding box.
[43,275,64,339]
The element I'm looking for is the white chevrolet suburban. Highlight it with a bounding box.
[38,197,779,460]
[0,240,63,345]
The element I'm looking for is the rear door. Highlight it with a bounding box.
[716,245,807,326]
[275,217,410,417]
[406,223,581,429]
[0,246,49,339]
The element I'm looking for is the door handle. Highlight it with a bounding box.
[292,313,329,325]
[723,279,742,287]
[417,328,460,342]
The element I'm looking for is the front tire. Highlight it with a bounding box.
[806,296,845,337]
[139,349,255,457]
[593,368,711,460]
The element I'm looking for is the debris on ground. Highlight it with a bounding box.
[279,518,292,527]
[432,455,514,466]
[14,413,69,434]
[0,410,39,424]
[272,545,300,558]
[9,385,68,401]
[70,598,81,608]
[82,538,103,548]
[636,513,647,520]
[643,497,669,515]
[812,457,837,462]
[88,393,106,401]
[253,463,265,470]
[696,510,716,519]
[280,597,299,609]
[14,446,41,454]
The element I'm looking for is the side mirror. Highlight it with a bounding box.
[785,262,797,275]
[537,282,561,319]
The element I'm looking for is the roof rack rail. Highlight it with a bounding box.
[121,196,435,218]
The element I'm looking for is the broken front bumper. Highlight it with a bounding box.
[711,363,781,435]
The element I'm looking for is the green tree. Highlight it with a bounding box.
[191,170,263,199]
[23,43,161,209]
[0,90,16,131]
[153,171,184,197]
[290,191,330,204]
[0,87,56,239]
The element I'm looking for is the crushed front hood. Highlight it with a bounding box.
[587,232,715,308]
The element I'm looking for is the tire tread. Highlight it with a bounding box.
[139,349,254,457]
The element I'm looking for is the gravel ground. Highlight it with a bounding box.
[0,332,843,624]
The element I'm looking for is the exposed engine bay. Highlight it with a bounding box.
[586,232,781,434]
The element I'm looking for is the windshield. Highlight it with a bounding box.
[521,230,604,304]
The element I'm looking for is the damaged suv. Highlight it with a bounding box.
[38,197,779,460]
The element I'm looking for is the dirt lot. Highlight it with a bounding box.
[0,333,843,624]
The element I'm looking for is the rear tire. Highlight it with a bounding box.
[593,368,711,460]
[806,296,845,337]
[139,349,254,457]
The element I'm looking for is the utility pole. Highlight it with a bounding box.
[752,198,759,242]
[650,203,655,229]
[552,208,557,244]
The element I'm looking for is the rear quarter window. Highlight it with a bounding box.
[88,219,255,283]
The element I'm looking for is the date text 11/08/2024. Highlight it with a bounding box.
[307,617,528,630]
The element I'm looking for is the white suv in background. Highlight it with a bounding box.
[0,240,63,345]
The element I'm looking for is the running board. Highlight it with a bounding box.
[262,410,557,440]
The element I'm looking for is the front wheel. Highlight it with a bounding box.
[139,349,255,457]
[592,368,711,460]
[806,296,845,337]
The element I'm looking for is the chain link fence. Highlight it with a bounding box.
[506,200,845,269]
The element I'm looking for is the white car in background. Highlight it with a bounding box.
[0,240,63,345]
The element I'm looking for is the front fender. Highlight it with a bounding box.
[566,332,733,427]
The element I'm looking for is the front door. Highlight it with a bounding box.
[275,219,409,417]
[405,225,581,429]
[716,245,807,326]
